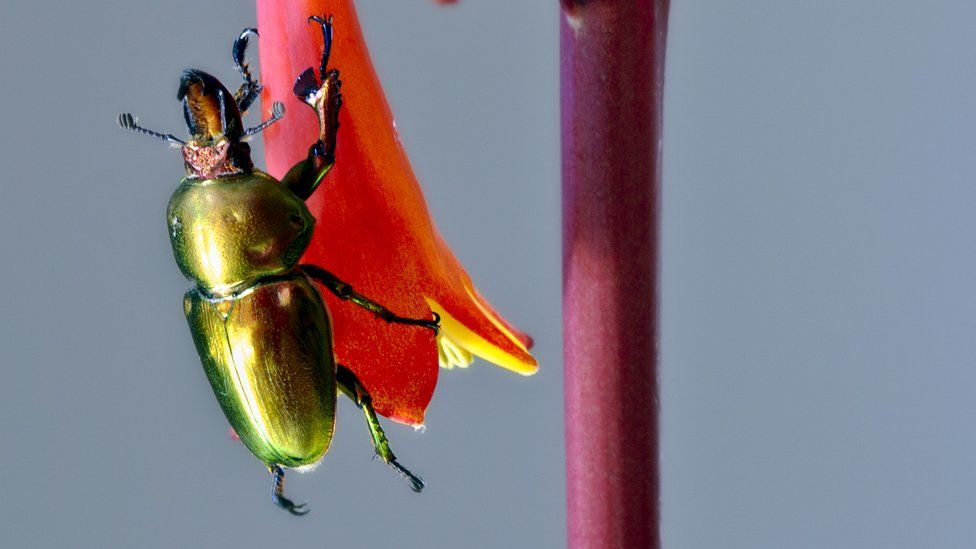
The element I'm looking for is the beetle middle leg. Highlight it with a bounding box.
[302,265,440,332]
[336,365,426,493]
[269,465,310,516]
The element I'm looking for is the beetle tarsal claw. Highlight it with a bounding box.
[270,465,311,516]
[276,500,310,517]
[389,459,425,493]
[307,14,335,81]
[273,497,310,516]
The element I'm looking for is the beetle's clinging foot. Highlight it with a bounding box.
[308,15,334,79]
[385,311,441,334]
[270,465,309,516]
[291,15,341,153]
[335,365,427,494]
[422,312,441,335]
[232,27,261,113]
[389,459,426,493]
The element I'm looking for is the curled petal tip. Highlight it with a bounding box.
[427,297,538,377]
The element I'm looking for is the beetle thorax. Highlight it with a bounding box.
[167,171,315,297]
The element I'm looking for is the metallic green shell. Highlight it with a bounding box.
[167,171,315,297]
[184,274,337,468]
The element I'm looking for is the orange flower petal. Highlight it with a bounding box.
[257,0,536,425]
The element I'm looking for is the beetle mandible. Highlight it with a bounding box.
[118,15,438,515]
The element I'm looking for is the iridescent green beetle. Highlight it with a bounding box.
[117,16,438,515]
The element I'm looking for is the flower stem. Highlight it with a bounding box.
[561,2,669,548]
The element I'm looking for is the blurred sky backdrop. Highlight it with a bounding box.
[2,1,976,548]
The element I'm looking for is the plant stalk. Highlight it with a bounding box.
[561,1,669,547]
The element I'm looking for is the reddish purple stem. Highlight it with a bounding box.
[562,2,669,548]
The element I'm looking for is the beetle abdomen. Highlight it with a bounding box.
[184,272,337,468]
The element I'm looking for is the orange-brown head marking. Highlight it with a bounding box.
[178,69,252,178]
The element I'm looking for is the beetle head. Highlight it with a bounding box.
[178,69,253,179]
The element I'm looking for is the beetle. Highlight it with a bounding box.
[117,15,438,515]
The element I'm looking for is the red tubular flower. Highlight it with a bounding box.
[256,0,536,426]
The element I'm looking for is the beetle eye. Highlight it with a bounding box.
[289,214,304,227]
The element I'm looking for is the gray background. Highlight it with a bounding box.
[1,1,975,548]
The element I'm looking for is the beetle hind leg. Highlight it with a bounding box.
[269,465,310,516]
[386,457,426,493]
[337,365,426,493]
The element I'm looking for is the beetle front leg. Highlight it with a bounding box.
[301,265,440,333]
[282,15,343,200]
[336,365,425,493]
[280,140,335,200]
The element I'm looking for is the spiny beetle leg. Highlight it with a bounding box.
[388,459,426,494]
[292,15,342,157]
[336,365,426,493]
[301,265,440,334]
[232,27,260,114]
[308,14,334,80]
[391,312,441,334]
[269,465,310,516]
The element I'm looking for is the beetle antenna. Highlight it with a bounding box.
[308,15,334,81]
[244,102,285,137]
[117,113,186,145]
[232,28,261,114]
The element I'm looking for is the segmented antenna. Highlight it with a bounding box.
[244,102,286,137]
[117,113,185,145]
